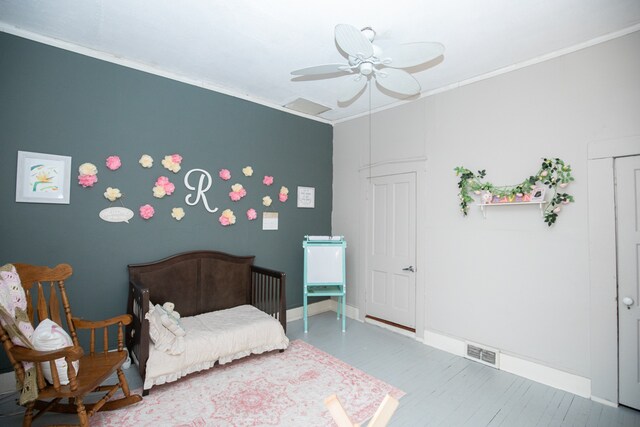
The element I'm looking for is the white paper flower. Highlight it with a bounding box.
[242,166,253,177]
[78,163,97,175]
[171,207,185,221]
[103,187,122,202]
[153,185,166,198]
[279,186,289,195]
[139,154,153,168]
[262,196,272,207]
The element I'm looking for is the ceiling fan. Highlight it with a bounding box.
[291,24,444,103]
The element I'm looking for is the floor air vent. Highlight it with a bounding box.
[465,342,500,368]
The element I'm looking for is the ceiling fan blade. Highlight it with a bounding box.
[375,68,421,96]
[335,24,373,59]
[291,64,351,76]
[383,42,444,68]
[337,75,368,103]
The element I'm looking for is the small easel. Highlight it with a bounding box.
[324,394,399,427]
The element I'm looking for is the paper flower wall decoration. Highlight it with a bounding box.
[171,207,185,221]
[153,176,175,198]
[139,204,155,220]
[219,169,231,181]
[218,209,236,226]
[279,186,289,202]
[139,154,153,168]
[246,208,257,220]
[161,154,182,173]
[103,187,122,202]
[263,175,274,186]
[229,183,247,201]
[262,196,272,207]
[78,162,98,187]
[242,166,253,177]
[105,155,122,171]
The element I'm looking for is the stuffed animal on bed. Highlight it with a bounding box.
[162,302,181,321]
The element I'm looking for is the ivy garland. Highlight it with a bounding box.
[454,158,575,226]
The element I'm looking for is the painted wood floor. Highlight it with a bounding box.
[1,311,639,426]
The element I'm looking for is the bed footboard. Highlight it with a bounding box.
[126,279,150,394]
[251,266,286,332]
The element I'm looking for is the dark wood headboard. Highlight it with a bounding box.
[125,250,286,389]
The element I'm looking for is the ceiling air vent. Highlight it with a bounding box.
[465,342,500,369]
[283,98,331,116]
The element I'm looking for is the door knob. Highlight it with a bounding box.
[402,266,415,272]
[622,296,634,308]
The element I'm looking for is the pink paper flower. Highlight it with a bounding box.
[78,174,98,187]
[139,204,155,220]
[164,182,175,195]
[154,176,175,196]
[219,216,230,226]
[279,193,288,202]
[246,208,257,220]
[229,184,247,201]
[263,175,274,186]
[219,169,231,181]
[156,176,170,186]
[171,154,182,164]
[105,155,122,171]
[218,209,236,226]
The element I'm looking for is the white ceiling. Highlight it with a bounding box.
[1,0,639,123]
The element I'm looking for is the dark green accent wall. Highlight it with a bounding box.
[0,32,333,372]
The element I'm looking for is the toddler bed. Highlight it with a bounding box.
[126,250,288,394]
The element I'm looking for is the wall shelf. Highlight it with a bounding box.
[477,201,547,219]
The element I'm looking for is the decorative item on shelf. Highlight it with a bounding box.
[454,158,575,226]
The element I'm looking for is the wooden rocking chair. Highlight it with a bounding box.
[0,263,142,426]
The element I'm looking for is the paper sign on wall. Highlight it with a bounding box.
[262,212,278,230]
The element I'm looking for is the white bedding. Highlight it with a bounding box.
[143,304,289,390]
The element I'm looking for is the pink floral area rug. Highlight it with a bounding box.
[94,339,404,426]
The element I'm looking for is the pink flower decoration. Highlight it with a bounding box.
[139,204,155,220]
[105,156,122,171]
[164,182,175,195]
[229,187,247,202]
[219,216,231,226]
[78,174,98,187]
[246,209,257,221]
[263,175,274,186]
[171,154,183,164]
[279,193,288,202]
[219,169,231,181]
[155,176,175,195]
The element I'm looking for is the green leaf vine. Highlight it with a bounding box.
[454,158,575,226]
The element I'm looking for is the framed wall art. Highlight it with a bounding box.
[15,151,72,204]
[297,186,315,208]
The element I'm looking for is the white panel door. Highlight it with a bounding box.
[366,172,416,329]
[616,155,640,410]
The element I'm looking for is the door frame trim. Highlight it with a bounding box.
[587,135,640,405]
[358,158,427,339]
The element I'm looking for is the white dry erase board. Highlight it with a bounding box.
[305,246,344,283]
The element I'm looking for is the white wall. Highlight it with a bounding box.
[333,31,640,386]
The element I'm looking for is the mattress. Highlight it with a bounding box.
[143,304,289,390]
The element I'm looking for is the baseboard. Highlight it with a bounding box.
[424,329,591,399]
[287,299,361,323]
[286,299,334,322]
[364,317,415,338]
[591,395,618,408]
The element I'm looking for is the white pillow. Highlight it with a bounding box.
[145,305,185,355]
[32,319,79,385]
